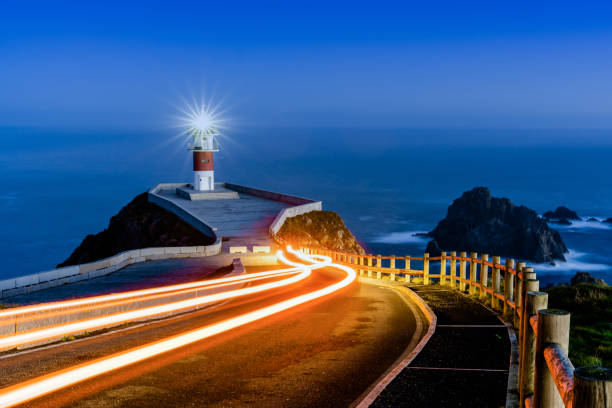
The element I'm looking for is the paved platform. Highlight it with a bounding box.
[176,184,239,200]
[371,286,511,407]
[154,184,290,248]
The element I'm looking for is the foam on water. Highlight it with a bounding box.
[530,249,610,274]
[551,218,610,230]
[371,231,429,244]
[359,215,375,221]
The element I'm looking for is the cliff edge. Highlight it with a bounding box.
[58,193,215,267]
[277,211,365,254]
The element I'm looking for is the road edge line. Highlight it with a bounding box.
[351,279,437,408]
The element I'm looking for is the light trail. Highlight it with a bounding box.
[0,269,301,330]
[0,247,356,408]
[0,252,319,351]
[0,266,303,320]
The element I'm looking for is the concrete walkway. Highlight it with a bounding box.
[371,286,511,407]
[156,187,288,247]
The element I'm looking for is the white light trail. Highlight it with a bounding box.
[0,266,302,320]
[0,254,316,351]
[0,248,355,407]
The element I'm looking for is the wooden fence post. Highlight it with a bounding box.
[404,255,411,283]
[367,256,373,278]
[449,251,457,288]
[376,255,382,279]
[534,309,571,408]
[440,252,447,286]
[515,261,526,331]
[504,258,515,317]
[519,290,547,405]
[469,252,478,295]
[520,267,537,342]
[390,256,396,281]
[459,251,467,291]
[423,253,430,285]
[491,256,501,309]
[480,254,489,301]
[573,367,612,408]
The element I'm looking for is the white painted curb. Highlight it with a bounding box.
[352,278,437,408]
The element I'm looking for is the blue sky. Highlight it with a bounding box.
[1,1,612,130]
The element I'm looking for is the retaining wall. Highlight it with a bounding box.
[269,201,323,236]
[0,240,222,300]
[224,182,316,206]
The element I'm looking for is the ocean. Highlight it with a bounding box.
[2,126,612,287]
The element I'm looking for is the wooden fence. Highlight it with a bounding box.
[299,247,611,408]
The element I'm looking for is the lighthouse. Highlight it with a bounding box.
[188,118,219,191]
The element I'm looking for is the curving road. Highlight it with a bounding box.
[0,250,424,407]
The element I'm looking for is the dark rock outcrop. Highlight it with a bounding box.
[587,217,599,222]
[604,218,612,224]
[425,240,442,257]
[277,211,366,254]
[570,272,607,286]
[427,187,568,263]
[543,206,580,220]
[58,193,215,267]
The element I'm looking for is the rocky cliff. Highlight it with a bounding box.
[426,187,568,263]
[277,211,366,254]
[58,193,215,267]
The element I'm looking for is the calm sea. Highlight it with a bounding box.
[1,127,611,286]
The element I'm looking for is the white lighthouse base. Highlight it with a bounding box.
[194,171,214,191]
[176,183,239,201]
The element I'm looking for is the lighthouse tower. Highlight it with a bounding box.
[188,125,219,191]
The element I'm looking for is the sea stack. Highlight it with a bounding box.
[425,187,568,263]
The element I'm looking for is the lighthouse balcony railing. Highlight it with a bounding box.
[188,139,220,152]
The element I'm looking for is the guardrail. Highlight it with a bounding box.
[297,247,611,408]
[0,240,222,300]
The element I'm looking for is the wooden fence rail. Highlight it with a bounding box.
[297,246,611,408]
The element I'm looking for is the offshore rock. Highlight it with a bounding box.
[277,211,366,254]
[543,206,580,220]
[58,193,214,267]
[570,272,607,286]
[425,240,442,257]
[427,187,568,263]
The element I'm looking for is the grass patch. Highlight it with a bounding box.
[545,283,612,367]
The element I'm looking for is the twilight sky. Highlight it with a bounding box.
[1,1,612,130]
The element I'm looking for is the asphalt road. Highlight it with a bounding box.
[0,265,422,407]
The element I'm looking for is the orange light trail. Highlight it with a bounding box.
[0,266,304,320]
[0,269,301,330]
[0,252,321,351]
[0,247,356,408]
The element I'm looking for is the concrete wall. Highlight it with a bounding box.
[224,183,317,206]
[0,240,222,300]
[269,201,323,236]
[0,249,238,349]
[148,183,217,239]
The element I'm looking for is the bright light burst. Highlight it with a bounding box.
[192,107,213,133]
[174,95,227,137]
